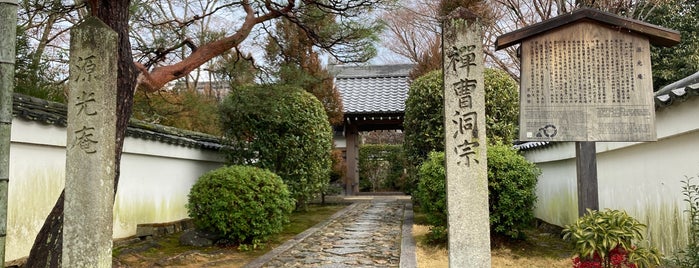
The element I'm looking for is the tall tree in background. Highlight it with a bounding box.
[380,0,490,79]
[485,0,676,81]
[25,0,390,266]
[129,0,237,91]
[14,1,78,102]
[132,87,223,135]
[383,0,690,86]
[379,0,439,64]
[264,2,371,126]
[209,50,258,89]
[129,0,237,135]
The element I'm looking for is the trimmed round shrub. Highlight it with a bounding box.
[414,143,540,242]
[220,84,333,209]
[186,165,295,246]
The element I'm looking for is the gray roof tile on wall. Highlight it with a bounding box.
[331,64,413,114]
[12,93,223,150]
[654,70,699,108]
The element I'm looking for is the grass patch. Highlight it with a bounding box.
[113,203,347,267]
[412,208,573,268]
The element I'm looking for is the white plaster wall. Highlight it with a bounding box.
[333,132,347,149]
[6,119,224,262]
[115,144,223,238]
[523,96,699,255]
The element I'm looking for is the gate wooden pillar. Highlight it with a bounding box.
[345,123,359,195]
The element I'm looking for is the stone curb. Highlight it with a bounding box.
[399,202,417,268]
[243,203,360,268]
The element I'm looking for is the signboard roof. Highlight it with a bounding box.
[495,8,680,50]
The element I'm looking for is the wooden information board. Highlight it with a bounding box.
[519,21,656,142]
[497,7,680,218]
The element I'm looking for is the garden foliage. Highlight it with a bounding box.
[132,87,222,135]
[403,70,445,172]
[358,144,407,192]
[186,165,295,247]
[327,148,347,194]
[645,0,699,90]
[415,151,448,244]
[483,68,519,145]
[220,84,333,209]
[487,142,540,239]
[414,143,540,243]
[14,25,65,103]
[673,177,699,267]
[563,209,662,268]
[403,68,519,192]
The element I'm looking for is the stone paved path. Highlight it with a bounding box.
[244,197,414,268]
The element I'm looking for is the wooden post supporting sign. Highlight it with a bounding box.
[576,141,599,216]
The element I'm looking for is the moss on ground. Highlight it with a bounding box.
[113,204,347,267]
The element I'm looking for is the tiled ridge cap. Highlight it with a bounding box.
[330,64,414,79]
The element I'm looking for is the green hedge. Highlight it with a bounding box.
[487,143,540,239]
[403,68,519,193]
[415,151,448,243]
[358,144,407,192]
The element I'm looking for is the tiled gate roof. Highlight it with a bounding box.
[331,64,413,115]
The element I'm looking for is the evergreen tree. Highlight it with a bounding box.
[643,0,699,89]
[265,2,381,126]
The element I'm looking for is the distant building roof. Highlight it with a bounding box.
[12,93,223,150]
[331,64,413,115]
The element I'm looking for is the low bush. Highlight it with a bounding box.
[415,151,448,243]
[563,209,662,268]
[186,165,295,248]
[414,143,540,243]
[487,142,540,239]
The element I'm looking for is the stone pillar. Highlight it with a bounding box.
[345,123,359,195]
[62,17,118,268]
[442,8,491,267]
[0,1,18,265]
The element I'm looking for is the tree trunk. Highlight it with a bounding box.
[0,1,19,266]
[25,1,136,266]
